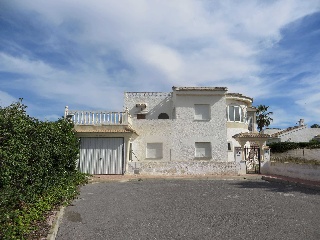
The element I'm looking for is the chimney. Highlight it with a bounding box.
[298,119,304,126]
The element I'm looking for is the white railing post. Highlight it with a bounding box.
[64,106,68,119]
[117,112,120,124]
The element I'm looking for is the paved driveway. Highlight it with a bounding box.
[56,179,320,240]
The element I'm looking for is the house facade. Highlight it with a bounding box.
[65,87,262,175]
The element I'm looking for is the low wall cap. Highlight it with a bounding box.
[233,132,270,138]
[172,86,228,91]
[226,93,253,102]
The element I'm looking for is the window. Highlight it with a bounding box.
[227,141,233,151]
[129,143,133,161]
[146,143,163,159]
[158,113,169,119]
[227,105,244,122]
[195,142,211,158]
[194,104,210,120]
[137,114,146,119]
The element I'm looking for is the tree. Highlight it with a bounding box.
[255,105,273,132]
[311,124,320,128]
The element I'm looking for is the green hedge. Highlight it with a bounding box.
[268,141,320,153]
[0,100,87,239]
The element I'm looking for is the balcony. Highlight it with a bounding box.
[64,107,136,135]
[65,107,132,125]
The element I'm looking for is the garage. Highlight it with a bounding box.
[79,137,124,174]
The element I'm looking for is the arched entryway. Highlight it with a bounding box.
[233,133,270,174]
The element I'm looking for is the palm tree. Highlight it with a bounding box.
[256,105,273,132]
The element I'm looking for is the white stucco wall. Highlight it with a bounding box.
[129,120,173,161]
[278,127,320,142]
[124,91,231,174]
[262,162,320,182]
[173,94,228,162]
[225,97,251,161]
[124,92,173,119]
[227,128,250,162]
[128,95,228,161]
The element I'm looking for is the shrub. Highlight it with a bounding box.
[0,100,87,239]
[268,141,320,153]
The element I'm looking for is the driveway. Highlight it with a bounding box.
[56,179,320,240]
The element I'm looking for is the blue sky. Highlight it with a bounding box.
[0,0,319,128]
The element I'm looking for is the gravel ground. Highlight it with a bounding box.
[56,179,320,240]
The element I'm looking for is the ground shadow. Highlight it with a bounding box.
[230,179,320,196]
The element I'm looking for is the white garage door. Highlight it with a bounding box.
[79,137,124,174]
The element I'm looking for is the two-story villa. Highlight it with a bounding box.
[65,86,265,175]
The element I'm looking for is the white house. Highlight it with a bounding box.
[264,119,320,143]
[65,87,268,175]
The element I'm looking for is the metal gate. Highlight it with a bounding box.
[244,146,260,174]
[79,137,124,174]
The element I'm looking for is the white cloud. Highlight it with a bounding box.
[0,53,54,76]
[1,0,320,122]
[0,91,18,107]
[294,74,320,121]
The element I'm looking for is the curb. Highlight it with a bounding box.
[88,174,263,183]
[261,176,320,191]
[47,206,65,240]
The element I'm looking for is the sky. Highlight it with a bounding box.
[0,0,320,128]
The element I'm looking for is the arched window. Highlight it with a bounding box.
[158,113,169,119]
[227,105,244,122]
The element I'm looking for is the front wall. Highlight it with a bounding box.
[264,162,320,182]
[173,94,228,162]
[130,120,173,161]
[126,93,229,174]
[128,161,238,175]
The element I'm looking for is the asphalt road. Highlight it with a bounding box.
[56,179,320,240]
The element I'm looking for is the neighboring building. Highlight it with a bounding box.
[265,119,320,143]
[65,86,263,175]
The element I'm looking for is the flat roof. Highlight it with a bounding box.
[172,86,228,91]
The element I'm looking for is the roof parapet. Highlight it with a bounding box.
[172,86,228,91]
[226,93,253,102]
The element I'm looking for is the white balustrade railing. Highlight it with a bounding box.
[64,107,132,125]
